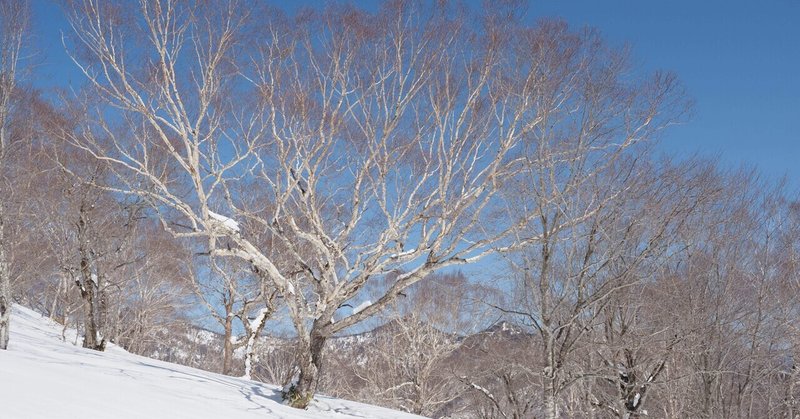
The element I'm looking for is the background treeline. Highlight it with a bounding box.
[1,1,799,418]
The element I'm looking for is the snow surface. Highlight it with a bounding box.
[0,305,425,419]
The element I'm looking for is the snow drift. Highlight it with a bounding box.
[0,305,424,419]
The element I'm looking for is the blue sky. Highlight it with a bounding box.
[526,0,800,188]
[31,0,800,188]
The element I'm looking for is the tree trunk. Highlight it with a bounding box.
[97,272,108,341]
[700,368,714,418]
[79,255,102,350]
[222,303,234,375]
[243,307,271,380]
[538,236,559,419]
[542,331,559,419]
[77,208,104,351]
[288,325,327,409]
[0,201,10,350]
[787,364,797,419]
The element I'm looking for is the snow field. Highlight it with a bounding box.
[0,305,424,419]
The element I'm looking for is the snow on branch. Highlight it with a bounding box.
[208,211,240,233]
[352,300,372,315]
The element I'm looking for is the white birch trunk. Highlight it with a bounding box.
[243,307,271,380]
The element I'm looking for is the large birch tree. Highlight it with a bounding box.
[62,0,687,407]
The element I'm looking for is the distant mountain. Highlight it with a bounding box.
[481,320,525,336]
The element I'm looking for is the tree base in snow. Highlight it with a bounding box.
[83,337,107,352]
[0,298,9,350]
[282,384,313,409]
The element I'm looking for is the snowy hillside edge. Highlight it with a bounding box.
[0,305,425,419]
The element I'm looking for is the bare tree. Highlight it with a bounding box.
[193,256,279,378]
[568,169,800,419]
[60,1,577,406]
[109,220,194,355]
[507,97,698,419]
[55,153,146,350]
[591,281,679,418]
[674,176,796,419]
[779,200,800,419]
[193,257,259,375]
[19,101,160,351]
[0,0,28,350]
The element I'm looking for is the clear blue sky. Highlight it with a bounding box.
[30,0,800,187]
[525,0,800,189]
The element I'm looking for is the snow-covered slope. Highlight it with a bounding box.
[0,305,425,419]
